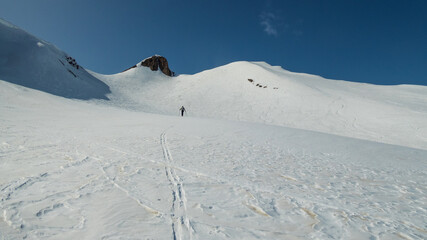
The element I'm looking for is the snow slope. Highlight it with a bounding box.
[1,19,427,240]
[0,19,110,100]
[95,61,427,150]
[1,80,426,239]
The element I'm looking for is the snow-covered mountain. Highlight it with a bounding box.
[1,18,426,149]
[1,19,426,239]
[96,60,427,150]
[0,19,110,100]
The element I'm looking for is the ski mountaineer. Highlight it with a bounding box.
[180,106,186,117]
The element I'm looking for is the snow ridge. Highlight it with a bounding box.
[0,18,110,99]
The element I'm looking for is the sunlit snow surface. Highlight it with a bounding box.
[1,18,427,239]
[1,81,426,239]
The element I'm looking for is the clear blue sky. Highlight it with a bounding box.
[1,0,426,85]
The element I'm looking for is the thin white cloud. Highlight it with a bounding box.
[260,11,278,36]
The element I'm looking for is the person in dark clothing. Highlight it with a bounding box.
[179,106,186,117]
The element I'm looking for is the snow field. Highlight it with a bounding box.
[1,84,426,239]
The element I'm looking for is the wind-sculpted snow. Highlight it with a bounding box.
[0,19,110,100]
[0,81,426,239]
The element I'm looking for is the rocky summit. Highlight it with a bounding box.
[122,55,175,76]
[141,55,175,76]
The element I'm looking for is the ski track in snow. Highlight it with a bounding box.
[0,153,94,237]
[97,158,162,217]
[161,132,193,240]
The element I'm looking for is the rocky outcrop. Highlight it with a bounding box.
[141,55,174,76]
[122,64,137,72]
[66,56,80,69]
[122,55,175,76]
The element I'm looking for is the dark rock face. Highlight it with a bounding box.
[141,55,174,76]
[122,64,137,72]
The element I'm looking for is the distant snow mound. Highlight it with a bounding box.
[0,18,110,100]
